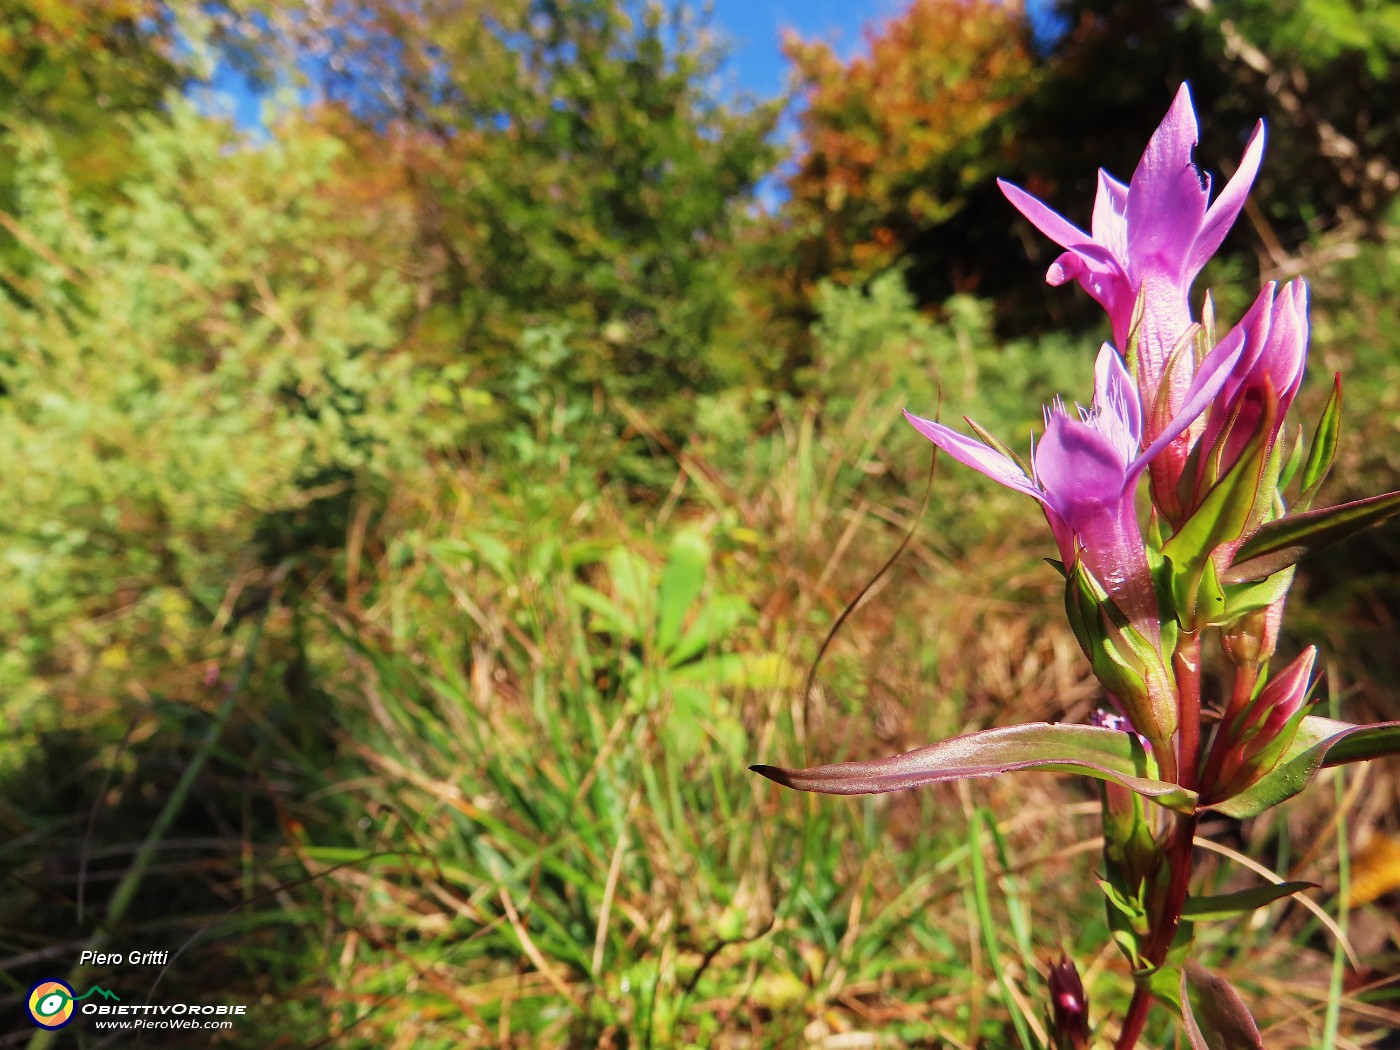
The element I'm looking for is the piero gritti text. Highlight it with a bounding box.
[80,950,170,966]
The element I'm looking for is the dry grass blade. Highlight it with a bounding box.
[1192,836,1358,967]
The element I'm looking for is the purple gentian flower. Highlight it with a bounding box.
[998,84,1265,424]
[1197,279,1309,488]
[906,342,1243,636]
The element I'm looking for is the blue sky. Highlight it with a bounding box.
[206,1,1063,128]
[206,0,889,128]
[708,0,906,100]
[710,0,1062,101]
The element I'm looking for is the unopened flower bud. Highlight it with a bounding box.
[1215,646,1317,798]
[1048,955,1091,1049]
[1221,592,1286,668]
[1066,561,1178,764]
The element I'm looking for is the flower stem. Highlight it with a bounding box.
[1116,984,1154,1050]
[1174,631,1202,792]
[1116,633,1204,1050]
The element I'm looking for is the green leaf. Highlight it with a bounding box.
[1219,567,1294,627]
[656,528,708,653]
[1297,372,1342,510]
[1222,489,1400,585]
[1208,717,1400,818]
[1163,398,1275,625]
[1180,963,1265,1050]
[1064,560,1175,754]
[1276,424,1304,494]
[607,546,654,629]
[1182,881,1317,920]
[751,722,1198,812]
[568,583,635,636]
[668,652,747,687]
[669,594,751,665]
[1097,877,1147,925]
[1147,962,1185,1012]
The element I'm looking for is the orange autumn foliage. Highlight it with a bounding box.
[784,0,1037,284]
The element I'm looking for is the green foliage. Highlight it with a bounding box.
[0,104,454,707]
[0,0,179,212]
[1310,202,1400,481]
[569,528,758,761]
[280,0,781,439]
[4,3,1400,1047]
[1220,0,1400,73]
[804,269,1086,541]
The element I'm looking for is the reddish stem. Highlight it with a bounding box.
[1174,632,1202,792]
[1116,984,1154,1050]
[1115,634,1204,1050]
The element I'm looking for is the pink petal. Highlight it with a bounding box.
[1126,84,1209,279]
[1132,318,1249,479]
[1035,412,1130,517]
[1259,646,1318,734]
[1094,343,1142,444]
[1091,169,1129,257]
[903,410,1039,499]
[1048,246,1134,344]
[1190,120,1266,276]
[998,178,1091,250]
[1270,279,1309,400]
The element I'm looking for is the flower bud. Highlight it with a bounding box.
[1221,585,1289,668]
[1048,955,1091,1050]
[1066,560,1178,765]
[1214,646,1317,799]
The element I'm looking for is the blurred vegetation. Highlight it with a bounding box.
[1,1,1398,1047]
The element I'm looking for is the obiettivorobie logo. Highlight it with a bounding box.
[25,978,249,1032]
[26,980,120,1029]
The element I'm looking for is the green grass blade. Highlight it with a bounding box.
[969,809,1039,1050]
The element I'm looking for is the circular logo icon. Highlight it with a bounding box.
[27,979,76,1029]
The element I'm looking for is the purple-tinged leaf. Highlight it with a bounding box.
[1180,963,1265,1050]
[751,723,1198,812]
[1208,716,1400,819]
[1182,881,1317,921]
[1222,489,1400,585]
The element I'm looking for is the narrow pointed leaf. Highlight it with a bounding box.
[1322,720,1400,764]
[1164,399,1275,623]
[1208,717,1400,818]
[751,723,1198,812]
[1276,424,1304,494]
[1182,881,1317,920]
[965,416,1031,477]
[1180,964,1265,1050]
[670,594,751,666]
[607,547,653,626]
[1201,289,1217,354]
[1297,373,1341,510]
[1223,489,1400,585]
